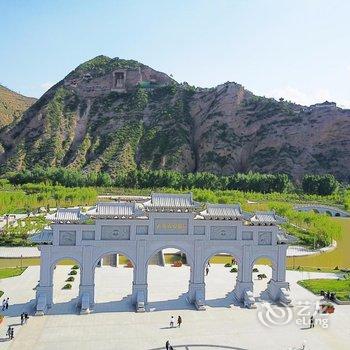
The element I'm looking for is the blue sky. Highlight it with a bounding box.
[1,0,349,107]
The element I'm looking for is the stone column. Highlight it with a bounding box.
[233,245,253,303]
[188,240,205,310]
[132,240,147,312]
[79,246,95,313]
[267,245,290,303]
[35,245,53,315]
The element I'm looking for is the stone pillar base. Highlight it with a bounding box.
[188,282,206,310]
[132,283,148,312]
[35,285,53,315]
[233,281,253,301]
[267,280,291,304]
[79,284,95,312]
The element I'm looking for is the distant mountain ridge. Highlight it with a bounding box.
[0,55,349,181]
[0,84,36,129]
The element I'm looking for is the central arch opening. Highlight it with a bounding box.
[146,247,193,311]
[204,253,239,308]
[94,252,135,312]
[252,257,275,302]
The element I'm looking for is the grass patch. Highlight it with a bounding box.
[298,278,350,300]
[0,267,27,279]
[287,266,345,274]
[0,291,3,297]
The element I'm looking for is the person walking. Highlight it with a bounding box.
[6,326,11,339]
[310,315,315,328]
[2,299,5,311]
[10,327,14,340]
[206,267,209,276]
[21,313,24,325]
[5,297,9,310]
[170,315,174,328]
[25,312,29,324]
[165,340,170,350]
[177,315,182,328]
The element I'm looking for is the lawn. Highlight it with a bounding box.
[298,278,350,301]
[0,267,27,279]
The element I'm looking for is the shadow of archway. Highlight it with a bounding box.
[148,292,195,312]
[148,344,248,350]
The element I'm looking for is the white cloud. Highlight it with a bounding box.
[40,82,53,91]
[266,86,350,108]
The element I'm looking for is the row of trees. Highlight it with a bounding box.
[302,174,340,196]
[7,167,293,193]
[6,167,342,195]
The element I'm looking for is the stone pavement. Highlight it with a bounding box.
[0,265,348,349]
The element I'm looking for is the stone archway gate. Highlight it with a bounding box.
[33,193,292,315]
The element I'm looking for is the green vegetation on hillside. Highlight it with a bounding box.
[0,84,36,129]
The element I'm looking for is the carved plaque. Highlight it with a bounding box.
[82,230,95,240]
[101,225,130,240]
[154,219,188,235]
[258,232,272,245]
[242,231,253,240]
[210,226,237,240]
[59,231,76,246]
[194,226,205,235]
[136,225,148,235]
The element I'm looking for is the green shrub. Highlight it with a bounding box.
[66,276,75,282]
[69,270,77,275]
[62,283,72,290]
[72,265,79,270]
[230,267,238,273]
[224,263,232,268]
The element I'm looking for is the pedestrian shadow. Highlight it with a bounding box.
[0,337,10,343]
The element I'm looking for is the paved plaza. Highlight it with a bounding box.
[0,264,349,349]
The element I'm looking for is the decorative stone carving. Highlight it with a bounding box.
[82,230,95,240]
[101,225,130,240]
[242,231,253,240]
[258,232,272,245]
[136,225,148,235]
[194,226,205,235]
[154,219,188,235]
[210,226,237,240]
[59,231,76,246]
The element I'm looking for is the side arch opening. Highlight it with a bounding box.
[93,251,136,312]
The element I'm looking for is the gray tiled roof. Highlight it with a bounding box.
[47,208,86,223]
[200,204,243,219]
[87,202,140,218]
[29,228,53,244]
[143,193,199,211]
[250,211,285,225]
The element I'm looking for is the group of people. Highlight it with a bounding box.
[169,315,182,328]
[20,312,29,325]
[2,297,9,311]
[4,309,29,341]
[6,326,14,340]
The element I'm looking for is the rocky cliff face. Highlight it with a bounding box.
[0,55,349,181]
[0,84,36,129]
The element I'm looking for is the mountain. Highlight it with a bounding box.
[0,55,349,181]
[0,84,36,129]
